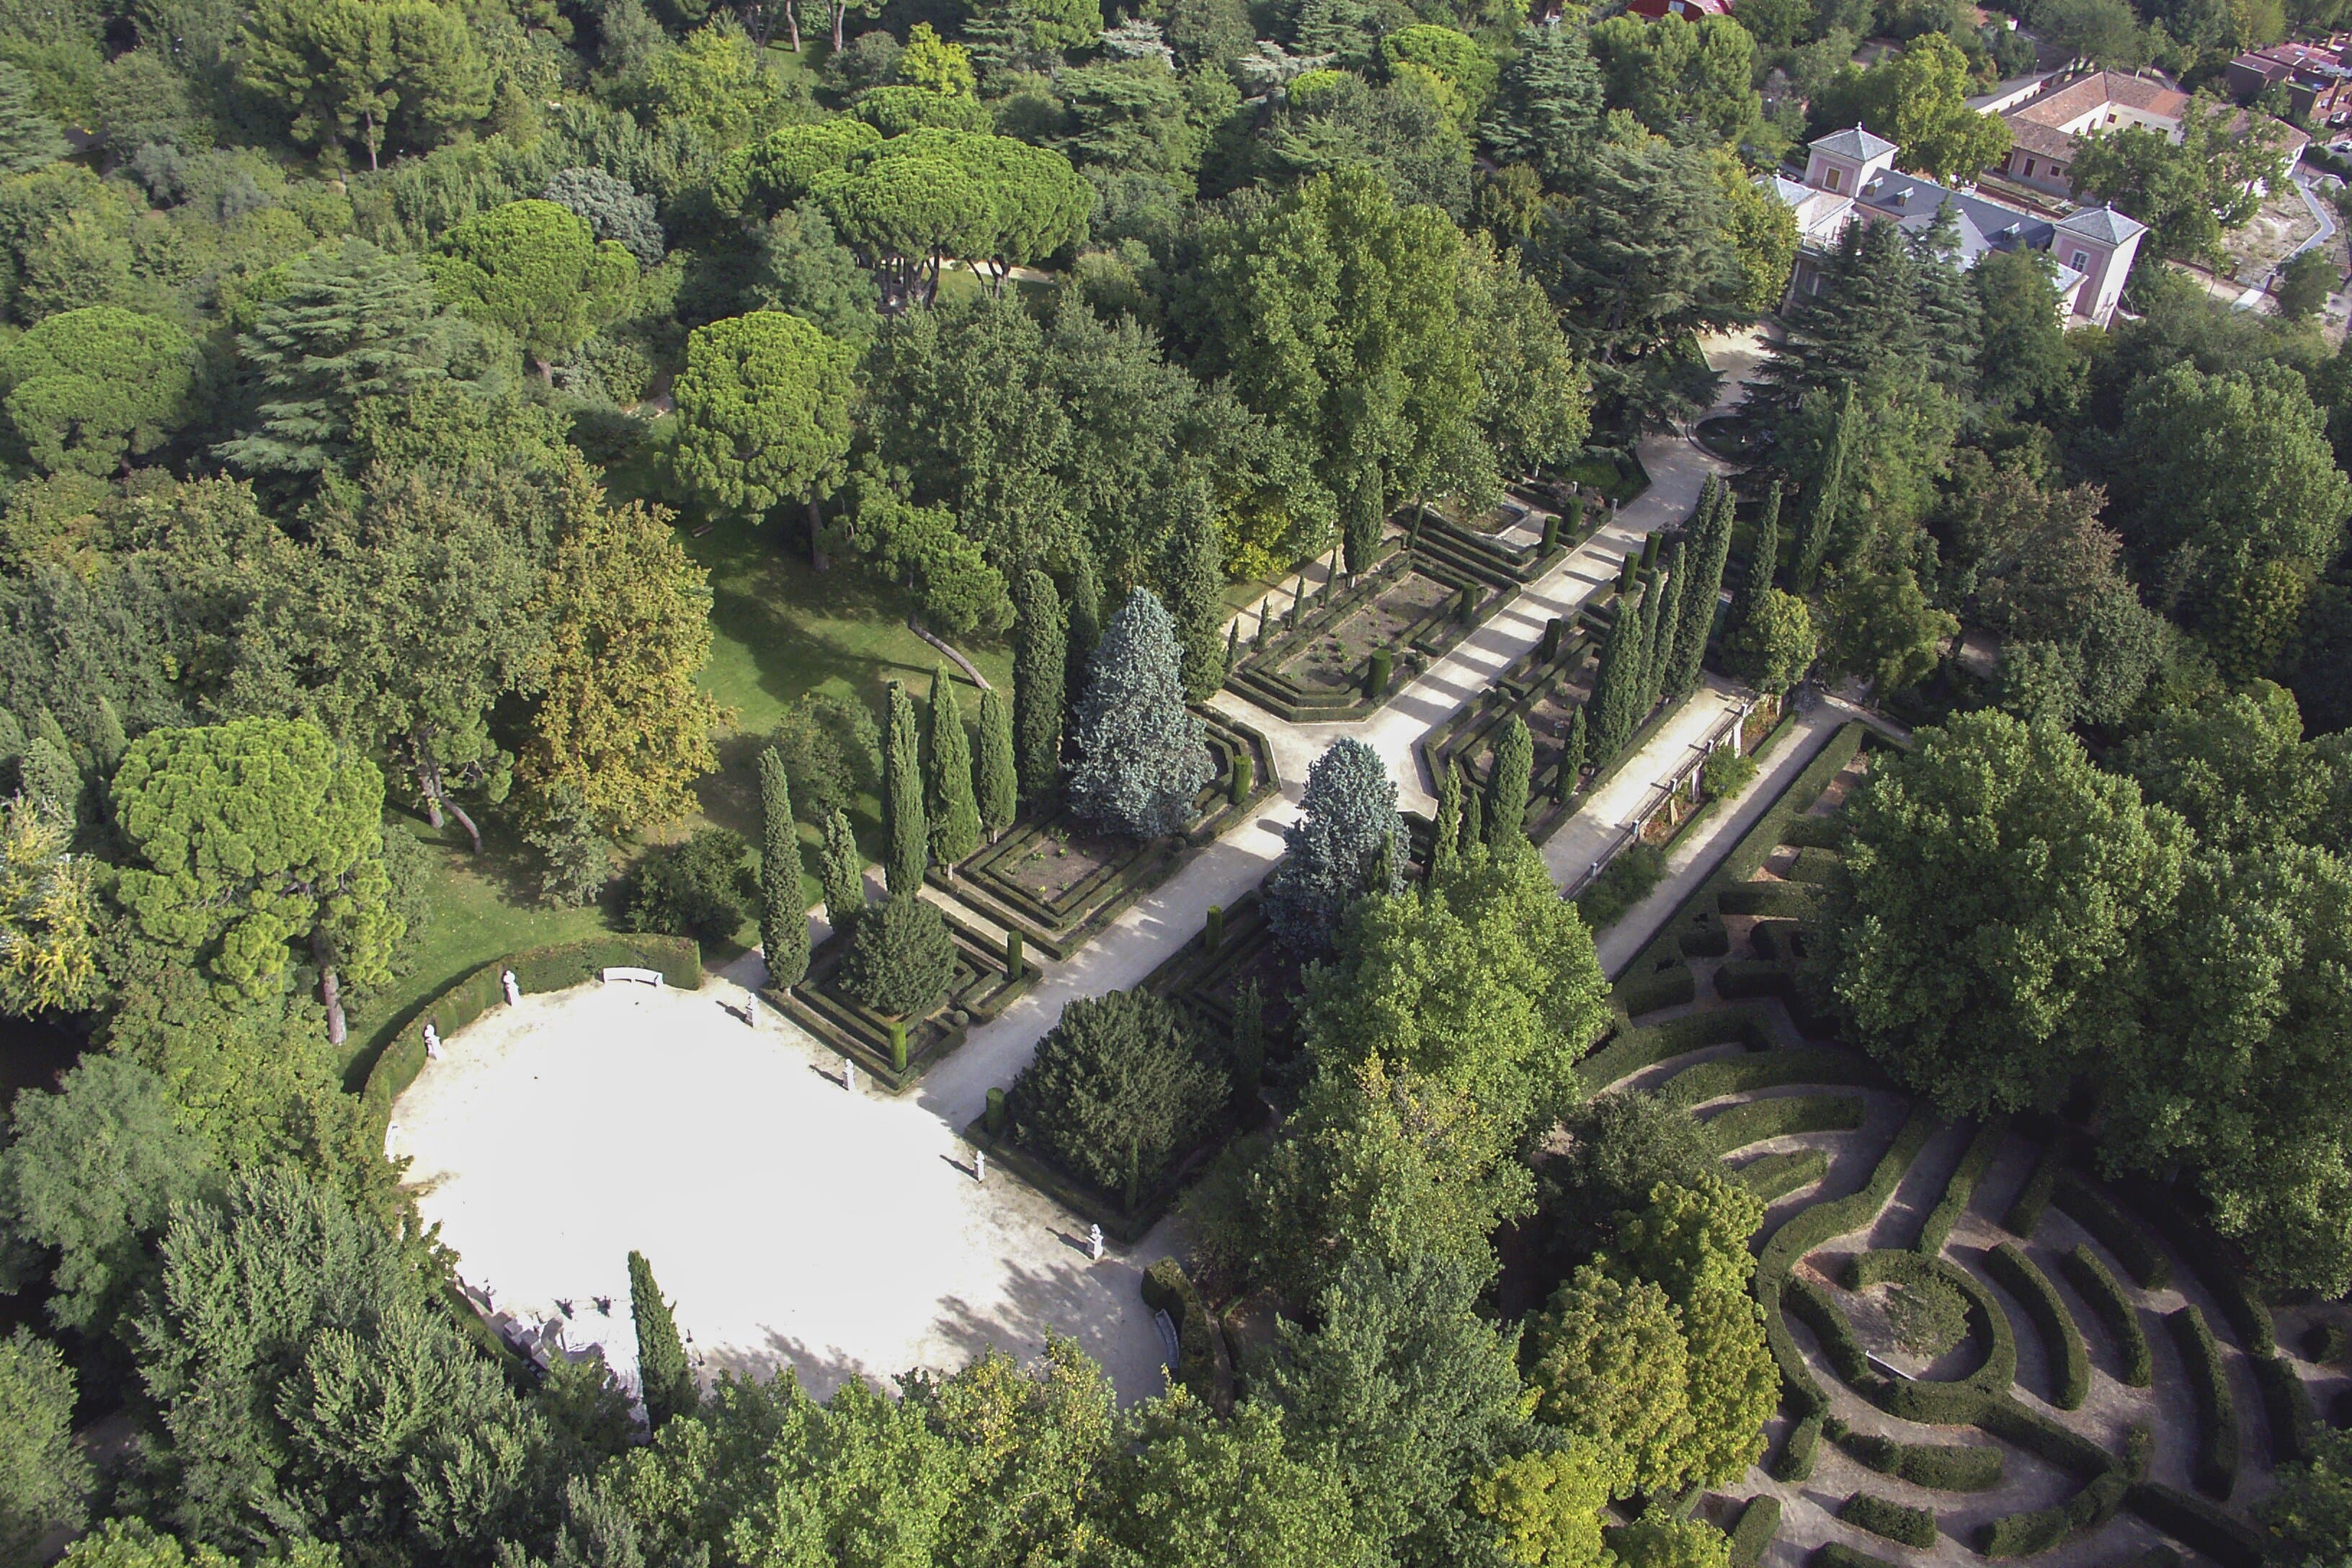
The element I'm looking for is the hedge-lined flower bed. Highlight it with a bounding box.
[1702,1093,1868,1154]
[1838,1494,1937,1549]
[927,710,1277,963]
[1915,1116,2006,1258]
[2168,1304,2240,1500]
[1226,549,1505,722]
[2062,1243,2152,1387]
[1986,1242,2090,1410]
[773,909,1039,1094]
[363,934,703,1128]
[1415,616,1598,844]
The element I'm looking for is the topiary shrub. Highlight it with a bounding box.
[1838,1494,1936,1549]
[1727,1495,1779,1568]
[2062,1244,2151,1386]
[1986,1242,2089,1410]
[1773,1412,1822,1482]
[1067,588,1213,838]
[840,894,956,1020]
[1886,1275,1970,1360]
[1007,988,1228,1203]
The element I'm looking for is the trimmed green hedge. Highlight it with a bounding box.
[1660,1046,1885,1111]
[1680,922,1732,958]
[1141,1258,1229,1410]
[1778,814,1845,850]
[1576,1004,1773,1092]
[1812,1544,1897,1568]
[1986,1242,2090,1410]
[1616,964,1698,1018]
[1845,1249,2023,1428]
[1717,880,1820,919]
[2004,1144,2064,1237]
[1977,1474,2127,1558]
[1755,1110,1938,1415]
[1703,1094,1867,1154]
[2306,1319,2349,1363]
[2256,1352,2315,1466]
[2124,1484,2265,1568]
[1915,1117,2005,1257]
[1787,1275,1871,1384]
[1711,958,1796,1001]
[1830,1425,2003,1491]
[2062,1244,2152,1387]
[2168,1304,2239,1500]
[362,934,703,1126]
[1786,845,1843,884]
[2119,1180,2271,1355]
[1727,1495,1781,1568]
[1838,1494,1936,1549]
[2053,1173,2170,1290]
[1776,1412,1822,1480]
[1736,1149,1830,1202]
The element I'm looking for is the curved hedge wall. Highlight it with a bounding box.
[362,935,703,1127]
[1838,1493,1936,1549]
[2062,1243,2152,1388]
[1986,1242,2090,1411]
[1915,1116,2005,1257]
[2168,1304,2239,1500]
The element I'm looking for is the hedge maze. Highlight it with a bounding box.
[1572,721,2334,1568]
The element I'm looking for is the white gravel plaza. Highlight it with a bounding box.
[388,974,1170,1402]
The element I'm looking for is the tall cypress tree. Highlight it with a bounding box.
[1488,716,1533,846]
[818,808,865,943]
[1064,544,1102,719]
[1590,583,1647,762]
[1160,501,1229,702]
[1733,479,1783,635]
[1670,478,1735,698]
[1795,387,1854,592]
[923,667,980,872]
[1433,754,1463,881]
[1639,567,1674,716]
[1461,778,1483,852]
[757,747,808,987]
[1559,706,1587,799]
[883,680,925,895]
[628,1250,696,1430]
[1650,545,1687,704]
[974,684,1017,843]
[1012,570,1065,802]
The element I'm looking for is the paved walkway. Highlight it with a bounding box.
[402,331,1822,1406]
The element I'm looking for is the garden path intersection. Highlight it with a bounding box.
[390,331,1796,1406]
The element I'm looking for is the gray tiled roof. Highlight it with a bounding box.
[1809,124,1899,161]
[2054,205,2149,244]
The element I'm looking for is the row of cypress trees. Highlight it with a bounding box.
[1587,473,1736,767]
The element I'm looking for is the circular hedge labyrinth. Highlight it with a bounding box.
[1580,725,2350,1568]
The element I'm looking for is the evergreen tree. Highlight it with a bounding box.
[0,64,63,174]
[1013,569,1066,802]
[1732,480,1783,635]
[1265,738,1407,955]
[842,894,956,1019]
[757,747,808,988]
[818,806,865,943]
[1669,480,1734,698]
[883,680,926,895]
[628,1250,695,1430]
[1794,386,1853,592]
[1649,548,1686,706]
[1560,706,1587,798]
[974,685,1017,842]
[1067,589,1213,838]
[1432,756,1464,882]
[1462,780,1483,852]
[923,667,980,872]
[1064,545,1102,720]
[1160,496,1230,702]
[1590,586,1647,762]
[1480,24,1603,187]
[1488,717,1533,847]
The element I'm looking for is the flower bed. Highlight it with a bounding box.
[769,904,1038,1094]
[1226,548,1510,721]
[1408,491,1587,587]
[1415,623,1599,842]
[925,710,1276,963]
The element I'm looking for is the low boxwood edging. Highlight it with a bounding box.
[1575,1004,1773,1093]
[1727,1495,1781,1568]
[1830,1422,2003,1491]
[2062,1244,2152,1387]
[1660,1046,1887,1112]
[1755,1110,1939,1415]
[2255,1352,2315,1466]
[1703,1093,1867,1154]
[1915,1116,2006,1257]
[2168,1304,2239,1500]
[2053,1172,2171,1291]
[1838,1494,1936,1549]
[1985,1242,2090,1410]
[1737,1149,1831,1201]
[363,934,703,1125]
[771,907,1038,1093]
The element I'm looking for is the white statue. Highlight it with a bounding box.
[502,968,520,1005]
[423,1023,443,1060]
[845,1060,857,1094]
[1088,1224,1105,1262]
[975,1150,986,1184]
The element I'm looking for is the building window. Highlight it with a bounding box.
[1825,166,1841,191]
[2023,157,2036,177]
[2071,250,2090,270]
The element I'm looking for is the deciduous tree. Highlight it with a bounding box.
[0,1327,86,1564]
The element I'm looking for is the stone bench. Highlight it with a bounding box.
[600,966,667,988]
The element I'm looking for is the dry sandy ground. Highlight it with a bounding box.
[388,976,1170,1403]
